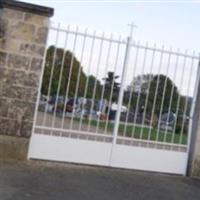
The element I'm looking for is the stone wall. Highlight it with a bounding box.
[0,1,53,138]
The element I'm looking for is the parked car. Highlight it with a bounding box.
[65,98,77,112]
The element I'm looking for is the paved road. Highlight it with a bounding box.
[1,161,200,200]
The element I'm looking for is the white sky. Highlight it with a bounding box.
[21,0,200,96]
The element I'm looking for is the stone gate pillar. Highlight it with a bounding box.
[188,62,200,177]
[0,0,53,159]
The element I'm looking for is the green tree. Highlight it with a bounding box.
[86,75,102,99]
[41,46,87,96]
[126,74,185,116]
[147,75,181,115]
[128,74,153,94]
[41,46,102,99]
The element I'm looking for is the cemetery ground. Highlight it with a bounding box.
[36,111,187,145]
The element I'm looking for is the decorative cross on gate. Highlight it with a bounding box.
[128,22,137,38]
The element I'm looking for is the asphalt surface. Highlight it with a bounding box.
[0,161,200,200]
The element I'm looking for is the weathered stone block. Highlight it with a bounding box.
[0,38,20,52]
[0,68,40,89]
[0,117,17,136]
[3,69,40,88]
[0,38,6,50]
[8,99,35,122]
[0,117,33,138]
[1,8,24,21]
[31,57,43,73]
[35,27,48,44]
[0,68,25,85]
[7,54,30,70]
[29,88,38,103]
[0,98,10,117]
[0,51,7,67]
[0,67,8,82]
[195,140,200,154]
[6,69,27,86]
[1,83,38,103]
[0,18,8,39]
[20,120,33,137]
[26,72,40,88]
[8,21,35,42]
[4,69,39,88]
[19,43,45,58]
[24,13,49,26]
[1,84,27,101]
[0,118,8,135]
[0,135,29,160]
[191,157,200,177]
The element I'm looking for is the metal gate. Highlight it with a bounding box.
[28,22,200,175]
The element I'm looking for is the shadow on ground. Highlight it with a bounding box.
[0,161,200,200]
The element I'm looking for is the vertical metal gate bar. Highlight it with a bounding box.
[122,41,140,138]
[61,27,78,129]
[140,44,156,140]
[171,51,188,144]
[147,46,164,143]
[163,49,179,143]
[60,25,71,130]
[78,30,96,132]
[87,32,105,132]
[42,23,60,131]
[69,28,88,131]
[103,36,122,135]
[112,27,133,145]
[95,34,113,134]
[51,26,70,131]
[132,43,148,139]
[156,47,172,144]
[138,44,149,141]
[179,54,195,145]
[62,27,79,135]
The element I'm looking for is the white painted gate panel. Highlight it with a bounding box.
[110,144,187,174]
[28,22,200,175]
[29,134,112,166]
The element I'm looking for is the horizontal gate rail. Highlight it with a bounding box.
[51,25,199,60]
[34,125,113,139]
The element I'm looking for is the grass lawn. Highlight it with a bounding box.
[73,117,187,145]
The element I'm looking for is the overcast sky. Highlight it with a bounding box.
[20,0,200,96]
[21,0,200,53]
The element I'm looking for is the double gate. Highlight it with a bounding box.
[28,22,200,175]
